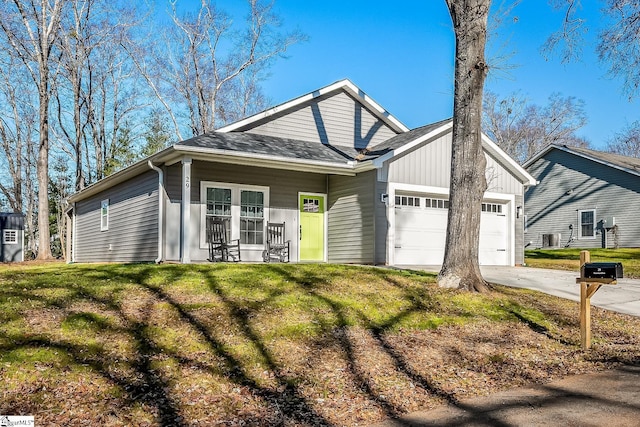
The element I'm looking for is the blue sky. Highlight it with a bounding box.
[187,0,640,149]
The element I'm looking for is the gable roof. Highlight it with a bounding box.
[524,144,640,178]
[69,81,537,203]
[216,79,410,134]
[367,119,537,186]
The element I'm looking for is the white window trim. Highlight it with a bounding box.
[100,199,109,231]
[578,209,596,239]
[3,229,18,245]
[199,181,270,249]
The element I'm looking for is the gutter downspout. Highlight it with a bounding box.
[148,161,164,263]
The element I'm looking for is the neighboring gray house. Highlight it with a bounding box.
[524,144,640,249]
[67,79,536,266]
[0,212,24,262]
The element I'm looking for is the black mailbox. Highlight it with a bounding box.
[582,262,623,279]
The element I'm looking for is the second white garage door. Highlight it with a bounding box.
[394,196,510,266]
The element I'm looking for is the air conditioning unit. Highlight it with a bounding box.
[542,233,561,248]
[602,216,616,228]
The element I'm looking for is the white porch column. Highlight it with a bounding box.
[181,157,192,263]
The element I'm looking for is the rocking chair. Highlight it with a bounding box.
[206,217,241,262]
[262,222,290,263]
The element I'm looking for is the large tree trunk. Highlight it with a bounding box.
[438,0,491,292]
[37,67,53,260]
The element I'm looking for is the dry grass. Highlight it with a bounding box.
[1,262,639,426]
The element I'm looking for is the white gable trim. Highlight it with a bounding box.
[216,79,409,134]
[524,144,640,179]
[481,134,537,186]
[372,122,536,187]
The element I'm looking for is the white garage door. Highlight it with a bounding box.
[394,196,510,266]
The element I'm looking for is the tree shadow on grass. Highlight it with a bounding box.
[0,265,187,426]
[2,263,640,426]
[262,267,483,417]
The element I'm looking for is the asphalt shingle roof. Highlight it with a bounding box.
[565,145,640,175]
[176,119,453,165]
[176,131,362,165]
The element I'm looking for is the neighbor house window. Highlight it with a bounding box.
[3,229,18,244]
[100,199,109,231]
[578,209,595,238]
[200,182,269,248]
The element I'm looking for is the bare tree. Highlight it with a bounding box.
[54,0,146,186]
[483,91,531,161]
[0,0,65,260]
[483,91,590,163]
[542,0,587,64]
[438,0,491,292]
[598,0,640,99]
[0,54,39,255]
[131,0,304,138]
[55,0,94,192]
[607,120,640,157]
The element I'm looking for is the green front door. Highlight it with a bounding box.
[299,194,325,261]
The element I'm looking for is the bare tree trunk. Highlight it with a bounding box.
[438,0,491,292]
[0,0,64,260]
[37,65,53,260]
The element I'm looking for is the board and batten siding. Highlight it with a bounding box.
[386,132,522,195]
[74,170,159,262]
[240,91,399,149]
[525,149,640,249]
[327,171,376,263]
[165,160,327,262]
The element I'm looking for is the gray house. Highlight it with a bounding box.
[0,212,24,262]
[524,144,640,249]
[67,79,535,266]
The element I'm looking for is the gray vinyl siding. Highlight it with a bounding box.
[387,133,522,195]
[75,170,159,262]
[327,171,376,263]
[375,180,390,264]
[241,91,399,149]
[165,161,327,262]
[525,149,640,249]
[515,194,525,265]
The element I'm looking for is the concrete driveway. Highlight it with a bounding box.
[417,265,640,317]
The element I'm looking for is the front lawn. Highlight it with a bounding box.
[525,248,640,278]
[1,262,639,425]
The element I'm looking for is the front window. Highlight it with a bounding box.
[200,182,269,248]
[206,188,232,240]
[240,190,264,244]
[579,209,595,238]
